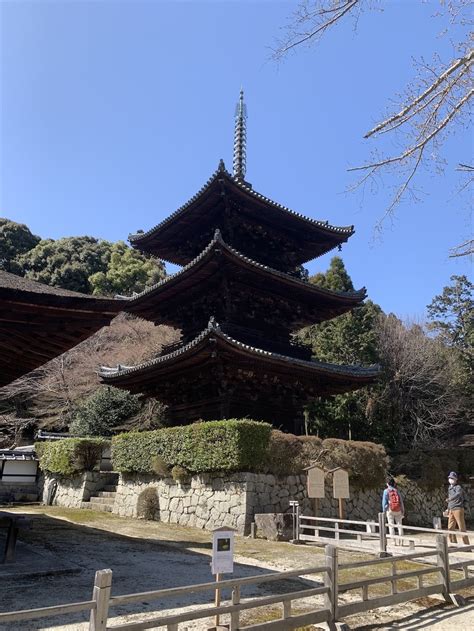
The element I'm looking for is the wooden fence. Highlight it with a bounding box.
[0,535,473,630]
[298,511,474,556]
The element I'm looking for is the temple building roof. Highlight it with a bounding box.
[0,271,121,386]
[123,230,366,329]
[129,162,354,266]
[100,318,379,389]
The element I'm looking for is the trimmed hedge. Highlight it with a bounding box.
[263,431,388,489]
[111,420,272,474]
[35,438,106,476]
[111,419,387,488]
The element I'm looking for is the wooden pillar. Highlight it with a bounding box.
[90,569,112,631]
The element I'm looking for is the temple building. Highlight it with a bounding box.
[100,91,379,431]
[0,270,121,386]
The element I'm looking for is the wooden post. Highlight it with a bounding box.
[314,497,319,517]
[323,544,338,625]
[90,569,112,631]
[378,512,388,557]
[338,498,345,521]
[230,585,240,630]
[436,534,451,602]
[214,573,221,628]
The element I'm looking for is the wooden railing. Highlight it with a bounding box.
[0,536,473,630]
[299,511,474,556]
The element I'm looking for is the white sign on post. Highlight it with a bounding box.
[306,465,325,499]
[332,468,350,499]
[211,527,235,575]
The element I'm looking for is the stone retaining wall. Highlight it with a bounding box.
[44,470,473,535]
[0,482,39,503]
[42,472,108,508]
[114,473,250,532]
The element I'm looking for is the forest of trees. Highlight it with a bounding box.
[0,217,472,450]
[0,217,166,295]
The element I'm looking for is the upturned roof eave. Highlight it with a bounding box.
[128,163,355,250]
[99,319,381,382]
[123,230,366,309]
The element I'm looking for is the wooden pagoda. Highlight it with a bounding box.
[100,91,379,431]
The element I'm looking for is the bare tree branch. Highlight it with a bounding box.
[449,239,474,257]
[273,1,473,250]
[348,87,473,171]
[364,50,473,138]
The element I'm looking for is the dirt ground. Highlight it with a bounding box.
[1,506,473,630]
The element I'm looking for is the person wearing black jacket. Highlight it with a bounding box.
[446,471,470,545]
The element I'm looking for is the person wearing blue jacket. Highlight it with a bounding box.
[382,478,405,545]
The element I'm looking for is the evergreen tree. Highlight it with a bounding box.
[69,386,142,437]
[89,241,165,296]
[13,231,165,295]
[298,257,383,442]
[0,218,40,272]
[427,275,473,373]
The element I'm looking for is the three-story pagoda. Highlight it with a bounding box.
[100,92,379,432]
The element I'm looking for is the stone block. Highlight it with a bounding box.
[254,513,293,541]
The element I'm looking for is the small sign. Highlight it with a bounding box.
[307,466,325,499]
[211,527,235,575]
[333,468,350,499]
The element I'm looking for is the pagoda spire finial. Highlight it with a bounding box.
[233,88,247,181]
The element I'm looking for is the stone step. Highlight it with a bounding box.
[89,496,115,506]
[81,501,112,513]
[97,491,116,498]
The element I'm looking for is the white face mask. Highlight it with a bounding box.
[448,478,456,485]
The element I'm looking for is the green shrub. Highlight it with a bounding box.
[171,465,191,483]
[35,438,106,475]
[137,487,160,520]
[111,419,272,474]
[69,386,142,437]
[151,455,170,477]
[262,433,387,488]
[263,430,306,475]
[317,439,388,489]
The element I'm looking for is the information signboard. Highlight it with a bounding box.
[332,468,350,499]
[211,527,235,575]
[307,466,325,499]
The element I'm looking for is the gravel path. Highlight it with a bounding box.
[1,506,473,630]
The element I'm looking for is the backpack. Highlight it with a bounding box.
[388,488,401,512]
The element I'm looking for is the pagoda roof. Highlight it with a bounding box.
[129,162,354,265]
[99,318,380,391]
[0,271,122,386]
[123,230,366,327]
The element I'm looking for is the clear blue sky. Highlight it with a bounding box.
[1,1,471,318]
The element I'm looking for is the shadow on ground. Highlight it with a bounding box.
[351,595,474,630]
[0,511,321,630]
